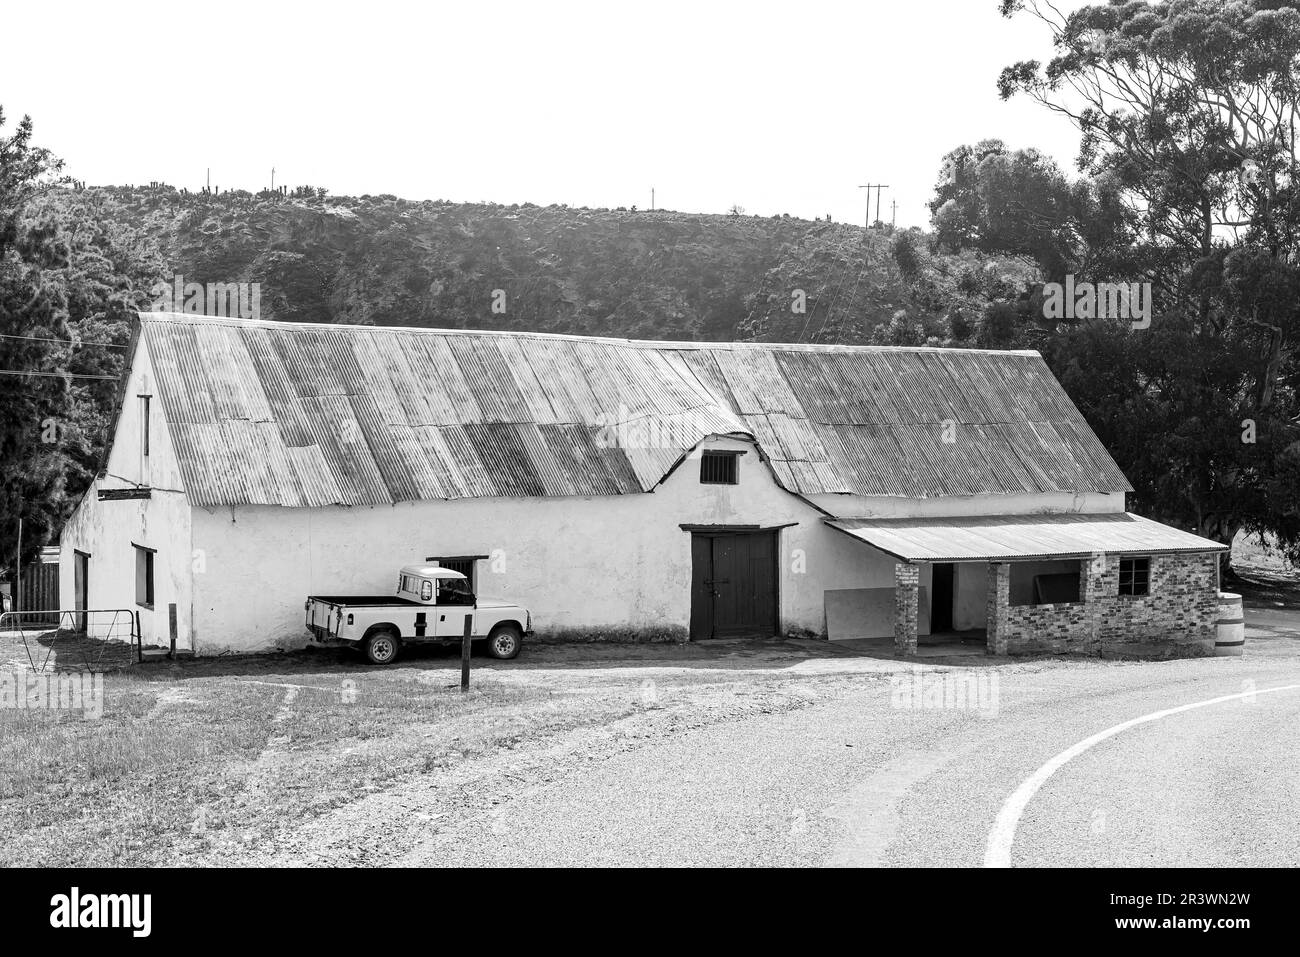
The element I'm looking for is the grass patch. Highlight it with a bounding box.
[0,665,637,866]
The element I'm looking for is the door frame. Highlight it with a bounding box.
[686,525,785,640]
[930,561,955,634]
[73,549,90,633]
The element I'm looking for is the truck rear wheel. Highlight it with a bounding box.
[486,625,522,660]
[363,629,401,665]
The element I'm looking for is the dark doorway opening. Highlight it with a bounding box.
[73,550,90,633]
[689,530,779,640]
[931,562,954,634]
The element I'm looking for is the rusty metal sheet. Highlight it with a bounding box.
[450,336,534,424]
[349,394,425,502]
[136,314,1133,506]
[145,323,216,425]
[538,424,605,495]
[463,423,545,498]
[286,445,343,507]
[433,426,492,498]
[496,336,563,425]
[513,422,574,497]
[710,348,766,415]
[298,395,392,506]
[673,349,738,412]
[739,347,808,417]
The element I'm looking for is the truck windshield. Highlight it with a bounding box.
[438,579,473,605]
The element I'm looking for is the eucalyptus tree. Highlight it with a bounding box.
[0,107,159,580]
[989,0,1300,561]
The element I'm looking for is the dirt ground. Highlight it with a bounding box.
[0,633,937,866]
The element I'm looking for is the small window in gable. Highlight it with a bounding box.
[139,395,151,458]
[700,451,739,485]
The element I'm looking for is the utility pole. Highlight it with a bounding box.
[891,199,898,228]
[858,183,890,228]
[14,516,21,616]
[206,167,210,192]
[651,187,655,211]
[270,166,276,192]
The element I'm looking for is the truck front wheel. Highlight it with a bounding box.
[363,629,401,665]
[486,625,522,660]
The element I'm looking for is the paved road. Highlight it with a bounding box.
[404,613,1300,867]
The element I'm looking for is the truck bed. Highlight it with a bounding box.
[308,595,423,607]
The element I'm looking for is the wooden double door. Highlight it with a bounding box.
[689,530,779,640]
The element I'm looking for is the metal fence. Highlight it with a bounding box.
[0,609,140,673]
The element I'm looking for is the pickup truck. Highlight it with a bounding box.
[305,564,532,665]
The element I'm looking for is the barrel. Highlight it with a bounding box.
[1215,592,1245,656]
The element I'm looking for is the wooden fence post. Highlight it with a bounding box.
[461,613,472,692]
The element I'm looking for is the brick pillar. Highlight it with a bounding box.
[1084,553,1109,602]
[1083,553,1107,646]
[894,563,919,656]
[986,562,1010,655]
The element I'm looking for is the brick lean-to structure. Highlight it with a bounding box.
[959,552,1219,659]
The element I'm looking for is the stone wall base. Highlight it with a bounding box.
[990,552,1220,660]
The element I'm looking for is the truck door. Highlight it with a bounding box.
[433,579,476,638]
[434,606,474,639]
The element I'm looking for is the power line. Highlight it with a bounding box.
[811,227,862,343]
[0,332,126,349]
[0,369,120,380]
[858,183,890,227]
[815,244,869,345]
[800,225,856,343]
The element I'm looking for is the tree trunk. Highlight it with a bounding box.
[1255,325,1285,411]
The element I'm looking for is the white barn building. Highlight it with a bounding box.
[59,312,1226,658]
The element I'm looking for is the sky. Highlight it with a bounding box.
[0,0,1089,228]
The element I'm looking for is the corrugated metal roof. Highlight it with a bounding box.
[138,313,1133,507]
[826,513,1226,562]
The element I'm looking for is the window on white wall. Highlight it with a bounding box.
[134,544,155,608]
[426,556,485,592]
[139,395,151,459]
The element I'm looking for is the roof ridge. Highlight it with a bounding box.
[136,311,1042,357]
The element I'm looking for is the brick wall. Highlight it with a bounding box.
[987,562,1010,655]
[894,563,919,655]
[989,552,1219,658]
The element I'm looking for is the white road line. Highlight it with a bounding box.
[984,682,1300,868]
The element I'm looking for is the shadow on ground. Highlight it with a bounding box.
[0,628,1011,682]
